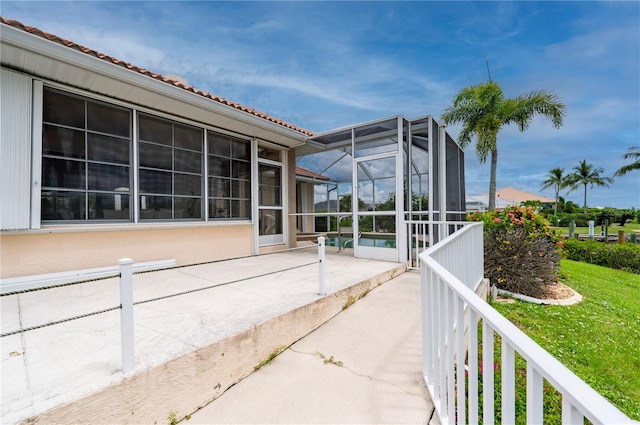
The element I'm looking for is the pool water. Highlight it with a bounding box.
[325,236,396,249]
[324,235,428,249]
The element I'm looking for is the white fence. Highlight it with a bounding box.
[419,223,635,425]
[406,219,470,270]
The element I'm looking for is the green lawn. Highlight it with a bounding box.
[553,221,640,236]
[491,260,640,421]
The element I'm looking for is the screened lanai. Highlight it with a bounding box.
[294,115,466,264]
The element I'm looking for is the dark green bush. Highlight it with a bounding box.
[562,239,640,274]
[557,213,597,227]
[546,213,559,227]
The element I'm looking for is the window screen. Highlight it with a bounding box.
[41,88,132,221]
[207,131,251,219]
[138,113,203,220]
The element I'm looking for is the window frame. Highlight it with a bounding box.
[137,112,205,221]
[257,143,285,246]
[207,130,252,221]
[40,86,133,223]
[38,84,257,226]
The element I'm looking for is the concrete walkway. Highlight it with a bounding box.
[1,246,437,424]
[189,272,440,425]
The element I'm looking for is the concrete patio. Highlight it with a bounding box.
[1,245,437,424]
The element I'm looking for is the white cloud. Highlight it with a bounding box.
[2,0,637,209]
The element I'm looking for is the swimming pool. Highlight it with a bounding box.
[324,234,428,249]
[325,235,395,249]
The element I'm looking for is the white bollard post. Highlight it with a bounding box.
[318,236,326,296]
[119,258,135,374]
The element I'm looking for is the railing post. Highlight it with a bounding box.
[318,236,326,296]
[119,258,135,374]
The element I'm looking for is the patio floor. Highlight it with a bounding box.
[1,246,438,424]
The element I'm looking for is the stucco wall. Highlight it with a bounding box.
[0,225,253,278]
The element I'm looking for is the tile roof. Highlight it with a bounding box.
[295,166,330,181]
[0,17,313,136]
[490,187,555,203]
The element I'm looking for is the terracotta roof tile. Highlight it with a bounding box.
[295,166,330,181]
[1,17,313,137]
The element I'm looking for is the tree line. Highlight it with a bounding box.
[542,150,639,214]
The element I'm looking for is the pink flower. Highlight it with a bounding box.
[493,218,502,223]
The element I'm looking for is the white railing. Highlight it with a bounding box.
[406,219,471,271]
[419,223,636,425]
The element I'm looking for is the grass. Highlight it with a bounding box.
[553,221,640,235]
[490,260,640,421]
[254,346,287,371]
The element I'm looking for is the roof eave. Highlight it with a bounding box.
[0,21,309,148]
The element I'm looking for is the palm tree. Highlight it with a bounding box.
[441,81,566,210]
[565,160,613,213]
[614,146,640,177]
[541,167,566,214]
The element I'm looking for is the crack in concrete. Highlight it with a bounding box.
[288,347,422,397]
[17,294,35,415]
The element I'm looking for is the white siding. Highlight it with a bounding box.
[1,68,33,230]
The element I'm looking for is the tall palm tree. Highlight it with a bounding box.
[614,146,640,177]
[441,81,566,210]
[541,167,566,214]
[566,160,613,213]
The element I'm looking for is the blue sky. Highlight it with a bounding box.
[3,1,639,209]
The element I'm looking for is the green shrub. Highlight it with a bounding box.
[546,213,559,227]
[468,206,562,297]
[557,213,597,227]
[563,239,640,274]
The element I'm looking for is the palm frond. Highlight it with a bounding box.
[504,90,566,131]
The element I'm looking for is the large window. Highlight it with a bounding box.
[41,88,256,224]
[41,88,132,221]
[138,114,203,220]
[207,131,251,219]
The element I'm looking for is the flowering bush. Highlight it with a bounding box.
[468,206,560,243]
[468,206,562,297]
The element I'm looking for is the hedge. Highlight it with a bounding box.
[557,213,597,227]
[562,239,640,274]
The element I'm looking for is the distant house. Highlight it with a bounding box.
[467,187,555,211]
[466,194,513,211]
[1,17,466,281]
[495,187,555,205]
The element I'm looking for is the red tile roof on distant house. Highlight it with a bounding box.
[495,187,555,203]
[0,17,313,136]
[295,166,330,181]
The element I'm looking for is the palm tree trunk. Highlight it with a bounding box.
[554,187,559,215]
[488,148,498,211]
[583,183,588,213]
